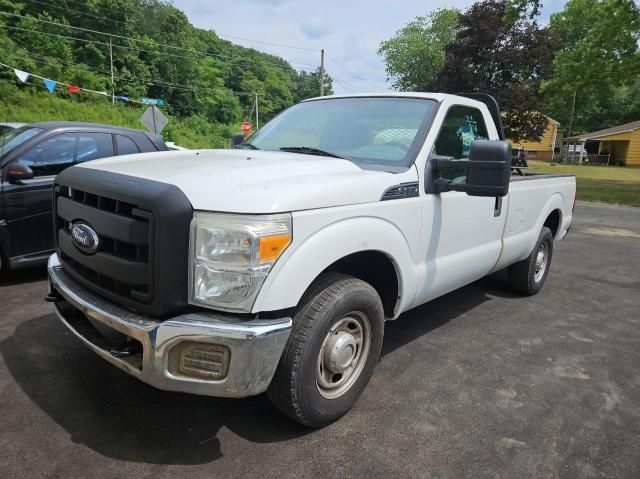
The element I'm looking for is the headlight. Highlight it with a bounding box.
[189,212,292,312]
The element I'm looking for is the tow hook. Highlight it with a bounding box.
[110,342,142,358]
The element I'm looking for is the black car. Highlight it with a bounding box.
[0,122,168,274]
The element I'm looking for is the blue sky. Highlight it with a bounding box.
[172,0,568,95]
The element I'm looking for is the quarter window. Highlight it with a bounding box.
[115,135,140,155]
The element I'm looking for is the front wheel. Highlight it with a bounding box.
[267,273,384,427]
[508,226,554,295]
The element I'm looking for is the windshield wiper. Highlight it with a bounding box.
[279,146,345,159]
[236,142,259,150]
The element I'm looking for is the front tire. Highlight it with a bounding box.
[267,273,384,427]
[508,226,554,295]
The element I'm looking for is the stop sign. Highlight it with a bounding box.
[241,121,251,133]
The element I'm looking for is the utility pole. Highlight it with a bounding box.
[319,49,325,96]
[567,89,577,138]
[109,36,115,104]
[255,93,259,130]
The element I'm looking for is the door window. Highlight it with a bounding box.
[115,135,141,155]
[16,134,76,176]
[15,133,115,176]
[434,106,489,181]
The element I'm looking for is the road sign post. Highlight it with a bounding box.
[140,105,168,134]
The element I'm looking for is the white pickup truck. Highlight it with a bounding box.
[47,93,575,427]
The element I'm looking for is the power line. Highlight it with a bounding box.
[33,0,320,53]
[326,69,361,93]
[5,49,258,97]
[325,53,385,91]
[23,0,319,58]
[0,60,146,103]
[331,76,359,94]
[23,0,128,26]
[0,12,319,69]
[0,59,208,111]
[64,0,123,16]
[214,32,319,52]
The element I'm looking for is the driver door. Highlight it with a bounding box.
[414,105,508,305]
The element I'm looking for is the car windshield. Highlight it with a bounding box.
[241,97,438,171]
[0,126,43,157]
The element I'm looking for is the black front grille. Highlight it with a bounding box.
[55,185,154,304]
[54,167,193,318]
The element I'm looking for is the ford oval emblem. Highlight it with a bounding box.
[70,223,100,254]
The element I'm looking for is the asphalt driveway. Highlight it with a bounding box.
[1,202,639,478]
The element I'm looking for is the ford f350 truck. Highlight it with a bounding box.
[46,93,575,427]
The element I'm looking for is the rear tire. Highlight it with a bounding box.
[267,273,384,427]
[508,226,554,295]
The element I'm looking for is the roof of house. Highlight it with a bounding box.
[564,120,640,141]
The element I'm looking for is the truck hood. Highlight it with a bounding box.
[79,149,413,213]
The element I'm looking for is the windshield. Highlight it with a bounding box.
[241,97,437,170]
[0,127,43,157]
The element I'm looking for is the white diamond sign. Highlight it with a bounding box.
[139,105,168,134]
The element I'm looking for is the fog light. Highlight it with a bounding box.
[168,342,230,380]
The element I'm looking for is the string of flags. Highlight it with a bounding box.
[1,61,147,104]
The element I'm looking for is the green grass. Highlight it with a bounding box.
[528,160,640,207]
[0,85,235,149]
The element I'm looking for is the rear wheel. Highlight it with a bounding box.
[508,226,554,295]
[267,273,384,427]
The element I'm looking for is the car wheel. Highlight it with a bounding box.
[508,226,554,295]
[267,273,384,427]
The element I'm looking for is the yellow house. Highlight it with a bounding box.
[508,116,559,162]
[561,120,640,167]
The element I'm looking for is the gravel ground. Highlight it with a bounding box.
[1,201,639,478]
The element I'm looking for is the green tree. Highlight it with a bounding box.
[429,0,555,142]
[543,0,640,134]
[293,67,333,102]
[378,9,459,91]
[0,0,333,143]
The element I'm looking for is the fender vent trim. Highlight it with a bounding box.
[381,182,419,201]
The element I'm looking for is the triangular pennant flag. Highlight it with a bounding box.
[14,69,30,83]
[68,84,80,93]
[43,78,56,93]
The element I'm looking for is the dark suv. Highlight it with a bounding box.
[0,122,168,274]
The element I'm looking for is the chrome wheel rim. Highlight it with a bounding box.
[534,243,547,283]
[316,311,371,399]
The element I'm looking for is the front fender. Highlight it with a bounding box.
[252,216,417,316]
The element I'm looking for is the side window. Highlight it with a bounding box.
[75,133,114,163]
[115,135,140,156]
[434,106,489,180]
[16,134,76,176]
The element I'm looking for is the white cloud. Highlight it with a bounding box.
[173,0,567,95]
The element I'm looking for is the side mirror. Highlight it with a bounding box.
[232,133,245,147]
[465,140,511,197]
[5,162,34,183]
[428,140,511,197]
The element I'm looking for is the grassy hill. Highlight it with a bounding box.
[1,83,234,148]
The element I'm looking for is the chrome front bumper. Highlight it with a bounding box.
[47,254,291,398]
